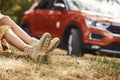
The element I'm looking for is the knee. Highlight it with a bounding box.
[3,15,11,20]
[0,15,11,24]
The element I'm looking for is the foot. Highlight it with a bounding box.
[37,32,52,54]
[24,32,52,61]
[45,37,60,54]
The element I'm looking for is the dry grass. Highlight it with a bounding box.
[0,48,119,80]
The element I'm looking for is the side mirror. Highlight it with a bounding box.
[53,3,66,11]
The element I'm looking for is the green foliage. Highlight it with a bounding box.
[89,56,120,79]
[0,0,34,24]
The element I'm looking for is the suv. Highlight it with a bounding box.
[21,0,120,56]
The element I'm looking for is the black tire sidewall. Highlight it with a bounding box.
[67,29,82,56]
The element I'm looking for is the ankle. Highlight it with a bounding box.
[24,45,33,55]
[30,37,39,45]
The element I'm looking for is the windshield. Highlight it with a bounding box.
[67,0,120,18]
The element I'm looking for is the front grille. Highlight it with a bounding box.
[107,24,120,35]
[101,42,120,51]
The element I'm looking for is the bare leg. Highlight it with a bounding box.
[0,16,38,45]
[3,28,60,61]
[4,29,29,51]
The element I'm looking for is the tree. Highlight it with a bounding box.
[0,0,34,24]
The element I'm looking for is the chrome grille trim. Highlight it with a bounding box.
[107,24,120,35]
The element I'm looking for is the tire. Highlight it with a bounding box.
[21,22,30,35]
[67,29,83,56]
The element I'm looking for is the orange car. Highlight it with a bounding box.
[21,0,120,56]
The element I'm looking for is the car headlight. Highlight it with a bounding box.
[85,19,111,30]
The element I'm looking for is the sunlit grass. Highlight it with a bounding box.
[0,49,119,80]
[87,56,120,80]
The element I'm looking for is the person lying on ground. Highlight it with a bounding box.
[0,13,60,62]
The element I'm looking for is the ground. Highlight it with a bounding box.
[0,48,120,80]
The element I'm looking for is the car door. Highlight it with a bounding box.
[33,0,52,35]
[41,0,67,37]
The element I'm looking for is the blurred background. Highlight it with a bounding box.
[0,0,34,24]
[0,0,120,24]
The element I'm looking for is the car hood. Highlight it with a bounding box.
[81,10,120,24]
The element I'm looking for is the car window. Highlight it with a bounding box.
[54,0,64,3]
[49,0,66,10]
[35,0,51,9]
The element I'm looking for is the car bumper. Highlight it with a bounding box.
[84,27,120,45]
[83,27,120,54]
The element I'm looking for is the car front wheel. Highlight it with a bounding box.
[67,29,83,56]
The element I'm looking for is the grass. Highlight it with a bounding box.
[0,49,119,80]
[88,56,120,80]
